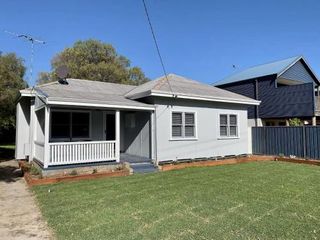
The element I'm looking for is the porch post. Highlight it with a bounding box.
[29,99,35,162]
[150,111,155,161]
[43,106,50,168]
[115,110,120,162]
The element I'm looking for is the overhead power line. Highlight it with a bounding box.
[141,0,174,94]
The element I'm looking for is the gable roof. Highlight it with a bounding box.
[125,74,260,105]
[28,79,155,110]
[214,56,319,86]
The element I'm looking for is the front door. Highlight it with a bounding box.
[105,114,115,140]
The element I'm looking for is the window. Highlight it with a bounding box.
[171,112,196,138]
[219,114,238,137]
[51,111,90,140]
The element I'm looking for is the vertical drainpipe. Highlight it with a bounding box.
[255,79,259,126]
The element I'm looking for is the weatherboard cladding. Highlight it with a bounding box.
[258,78,315,118]
[220,75,315,119]
[279,60,315,83]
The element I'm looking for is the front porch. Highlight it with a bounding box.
[31,103,154,169]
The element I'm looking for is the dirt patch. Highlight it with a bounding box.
[0,160,54,240]
[159,155,275,171]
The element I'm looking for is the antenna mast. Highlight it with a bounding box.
[4,30,46,86]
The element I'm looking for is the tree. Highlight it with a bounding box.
[37,39,149,85]
[0,53,26,141]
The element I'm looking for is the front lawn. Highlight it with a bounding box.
[34,161,320,239]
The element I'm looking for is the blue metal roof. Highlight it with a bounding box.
[214,56,301,86]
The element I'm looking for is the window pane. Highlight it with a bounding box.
[185,126,195,137]
[185,113,194,125]
[172,126,182,137]
[72,125,90,138]
[51,125,70,138]
[51,112,70,125]
[230,126,237,136]
[220,114,228,125]
[230,115,237,125]
[220,126,228,136]
[72,112,90,138]
[51,112,71,139]
[172,112,182,125]
[72,112,89,125]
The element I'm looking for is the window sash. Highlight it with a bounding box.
[51,111,90,140]
[171,112,196,138]
[219,114,238,137]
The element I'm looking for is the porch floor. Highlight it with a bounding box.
[120,153,152,164]
[120,153,158,174]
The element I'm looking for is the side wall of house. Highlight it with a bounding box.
[15,98,31,159]
[218,75,315,120]
[258,79,315,118]
[153,98,249,162]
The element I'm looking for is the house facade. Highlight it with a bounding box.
[15,74,259,169]
[214,56,320,126]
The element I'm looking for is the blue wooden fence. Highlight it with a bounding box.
[252,126,320,159]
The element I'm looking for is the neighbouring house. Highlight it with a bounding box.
[214,56,320,126]
[15,74,259,170]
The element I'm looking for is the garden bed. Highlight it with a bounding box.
[19,161,131,186]
[159,155,275,171]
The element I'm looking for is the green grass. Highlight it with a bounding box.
[33,161,320,240]
[0,144,15,150]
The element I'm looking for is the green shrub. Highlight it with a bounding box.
[30,165,41,176]
[289,118,302,126]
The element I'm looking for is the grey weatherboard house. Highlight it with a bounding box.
[15,74,259,170]
[214,56,320,126]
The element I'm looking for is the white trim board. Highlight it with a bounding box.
[47,100,155,111]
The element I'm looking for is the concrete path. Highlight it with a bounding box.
[0,160,53,240]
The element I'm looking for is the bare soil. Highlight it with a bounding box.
[0,160,54,240]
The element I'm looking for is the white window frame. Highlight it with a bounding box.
[218,113,239,139]
[170,110,197,141]
[50,109,92,142]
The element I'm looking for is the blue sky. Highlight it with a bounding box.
[1,0,320,86]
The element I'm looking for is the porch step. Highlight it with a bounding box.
[130,162,158,174]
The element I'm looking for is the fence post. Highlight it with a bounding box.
[302,125,306,159]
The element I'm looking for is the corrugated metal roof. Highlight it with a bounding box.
[125,73,259,105]
[213,56,302,86]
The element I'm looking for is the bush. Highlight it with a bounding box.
[69,170,78,176]
[289,118,302,126]
[30,165,41,176]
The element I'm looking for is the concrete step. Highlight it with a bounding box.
[130,162,158,174]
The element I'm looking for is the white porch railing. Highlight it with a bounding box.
[34,141,44,163]
[48,140,117,166]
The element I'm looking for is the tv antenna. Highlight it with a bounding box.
[4,30,46,86]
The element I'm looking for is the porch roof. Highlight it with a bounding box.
[30,79,155,110]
